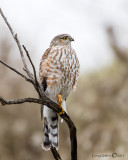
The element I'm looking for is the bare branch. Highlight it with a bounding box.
[0,8,78,160]
[0,59,27,79]
[15,34,34,79]
[0,96,65,115]
[61,114,77,160]
[0,8,33,79]
[0,59,35,86]
[0,8,14,36]
[0,95,77,160]
[22,45,38,84]
[51,147,62,160]
[0,97,40,106]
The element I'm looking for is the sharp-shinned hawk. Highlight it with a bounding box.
[39,34,80,150]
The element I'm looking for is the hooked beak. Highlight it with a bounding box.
[70,37,74,41]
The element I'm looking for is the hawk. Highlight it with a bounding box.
[39,34,80,150]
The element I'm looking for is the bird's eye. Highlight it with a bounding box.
[63,36,68,40]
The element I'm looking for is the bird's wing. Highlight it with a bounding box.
[39,47,62,89]
[39,48,51,119]
[39,48,51,87]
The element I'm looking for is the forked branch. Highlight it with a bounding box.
[0,8,77,160]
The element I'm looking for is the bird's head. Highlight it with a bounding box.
[50,34,74,47]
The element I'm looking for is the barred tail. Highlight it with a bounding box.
[42,106,58,150]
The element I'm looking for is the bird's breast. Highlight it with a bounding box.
[45,46,79,101]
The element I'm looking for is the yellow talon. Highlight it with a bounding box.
[58,108,65,115]
[57,94,65,115]
[57,94,62,105]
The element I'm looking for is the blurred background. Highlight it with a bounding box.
[0,0,128,160]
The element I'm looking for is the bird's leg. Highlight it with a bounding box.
[57,94,65,115]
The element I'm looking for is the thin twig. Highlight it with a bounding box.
[22,45,41,95]
[0,8,14,36]
[0,59,30,82]
[0,8,33,79]
[22,45,38,84]
[0,57,41,98]
[15,34,34,79]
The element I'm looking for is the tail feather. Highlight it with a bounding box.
[42,106,58,150]
[42,117,51,150]
[49,116,58,149]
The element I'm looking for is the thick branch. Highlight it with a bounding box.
[51,147,62,160]
[0,97,40,106]
[0,96,77,160]
[61,114,77,160]
[0,96,62,113]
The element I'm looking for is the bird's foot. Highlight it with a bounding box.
[57,94,65,115]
